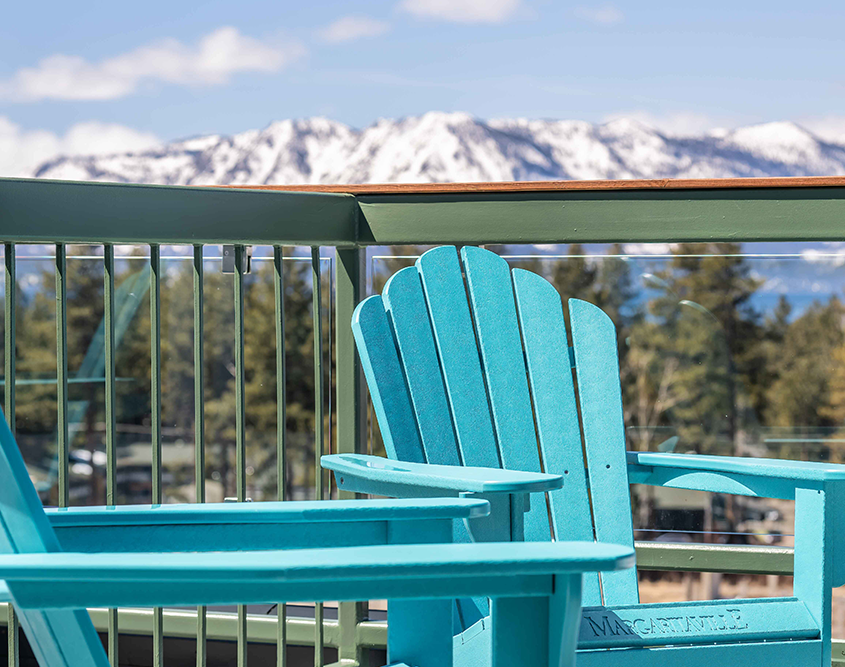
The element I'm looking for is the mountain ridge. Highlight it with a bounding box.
[33,111,845,184]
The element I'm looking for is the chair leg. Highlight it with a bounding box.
[794,486,835,667]
[489,574,582,667]
[548,574,582,667]
[388,599,454,667]
[490,596,549,667]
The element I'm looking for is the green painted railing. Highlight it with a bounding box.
[3,175,845,666]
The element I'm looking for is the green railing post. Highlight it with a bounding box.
[4,244,18,667]
[193,244,207,667]
[150,244,164,667]
[334,248,369,666]
[274,246,287,667]
[234,245,248,667]
[104,244,119,666]
[311,247,324,667]
[55,243,69,509]
[4,245,15,433]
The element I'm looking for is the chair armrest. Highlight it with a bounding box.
[0,541,634,610]
[45,497,490,527]
[46,498,492,555]
[321,453,563,497]
[627,451,845,499]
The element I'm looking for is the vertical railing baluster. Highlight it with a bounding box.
[4,244,15,432]
[327,256,333,493]
[311,247,324,667]
[274,246,287,667]
[56,243,69,509]
[194,245,207,667]
[234,245,248,667]
[335,248,369,665]
[5,243,19,667]
[150,245,163,667]
[104,245,119,665]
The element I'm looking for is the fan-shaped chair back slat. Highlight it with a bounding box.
[512,269,601,604]
[353,246,639,608]
[570,298,639,604]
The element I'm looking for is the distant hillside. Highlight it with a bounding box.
[33,111,845,184]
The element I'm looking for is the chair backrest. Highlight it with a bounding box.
[0,412,110,667]
[353,246,637,607]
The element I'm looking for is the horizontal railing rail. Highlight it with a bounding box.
[5,176,845,245]
[3,175,845,666]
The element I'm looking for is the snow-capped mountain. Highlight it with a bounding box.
[32,112,845,184]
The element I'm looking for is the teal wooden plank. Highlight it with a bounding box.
[630,451,845,481]
[45,498,490,525]
[322,453,561,494]
[52,522,391,554]
[6,575,565,618]
[628,464,811,500]
[352,296,425,462]
[383,267,460,466]
[416,247,499,468]
[576,638,822,667]
[548,571,582,667]
[460,248,549,543]
[578,597,818,649]
[794,486,835,667]
[0,541,635,587]
[569,298,638,605]
[387,516,454,667]
[51,516,498,561]
[512,268,600,604]
[490,596,550,666]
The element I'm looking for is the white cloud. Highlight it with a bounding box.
[0,27,303,102]
[318,16,390,43]
[801,248,845,267]
[798,116,845,146]
[574,5,624,25]
[622,243,678,256]
[399,0,522,23]
[0,116,161,176]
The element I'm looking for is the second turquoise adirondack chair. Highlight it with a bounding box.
[323,245,845,667]
[0,409,633,667]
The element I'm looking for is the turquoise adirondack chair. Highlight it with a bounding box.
[323,245,845,667]
[0,410,633,667]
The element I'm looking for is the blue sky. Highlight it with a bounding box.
[2,0,845,174]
